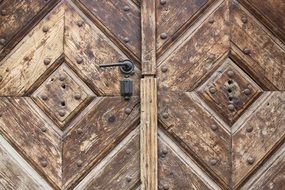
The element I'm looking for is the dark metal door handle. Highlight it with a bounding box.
[99,60,134,74]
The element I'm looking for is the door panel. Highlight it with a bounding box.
[157,0,285,189]
[0,0,140,189]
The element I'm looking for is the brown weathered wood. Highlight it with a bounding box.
[64,2,140,96]
[76,0,141,61]
[0,4,64,96]
[0,0,60,60]
[140,77,158,190]
[141,0,156,75]
[156,0,215,57]
[63,96,140,189]
[232,92,285,188]
[0,97,62,189]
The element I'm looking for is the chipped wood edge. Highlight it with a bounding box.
[141,0,156,75]
[0,134,53,190]
[140,77,158,190]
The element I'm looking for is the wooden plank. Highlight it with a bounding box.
[232,92,285,188]
[141,0,156,75]
[75,128,140,190]
[156,0,215,57]
[140,77,158,190]
[62,96,140,189]
[158,92,231,188]
[64,2,140,96]
[76,0,141,60]
[0,97,62,189]
[0,3,64,96]
[0,0,60,60]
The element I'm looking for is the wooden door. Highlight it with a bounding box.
[0,0,141,189]
[1,0,285,190]
[156,0,285,190]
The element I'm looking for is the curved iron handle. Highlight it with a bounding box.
[99,60,134,74]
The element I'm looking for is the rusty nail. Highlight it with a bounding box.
[246,126,253,133]
[210,159,218,166]
[59,110,66,117]
[44,58,51,65]
[41,94,48,101]
[77,20,84,27]
[76,57,83,64]
[41,159,48,167]
[208,19,215,24]
[76,160,83,167]
[160,33,168,39]
[160,0,166,5]
[209,86,216,94]
[126,176,132,182]
[241,15,248,23]
[40,126,47,132]
[244,88,251,96]
[0,38,6,45]
[227,70,235,78]
[161,66,168,73]
[228,104,235,112]
[42,26,49,33]
[123,37,129,43]
[1,10,7,16]
[123,5,130,11]
[125,108,132,114]
[247,156,255,165]
[126,149,131,154]
[162,112,169,119]
[74,93,81,100]
[243,48,251,55]
[211,124,218,131]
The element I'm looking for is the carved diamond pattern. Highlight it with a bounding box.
[31,62,95,130]
[197,58,262,126]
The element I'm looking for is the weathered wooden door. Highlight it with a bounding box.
[1,0,285,190]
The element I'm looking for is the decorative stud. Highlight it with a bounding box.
[243,48,251,55]
[40,126,47,132]
[42,26,49,33]
[246,126,253,133]
[74,93,81,100]
[160,33,168,40]
[227,70,235,78]
[161,66,168,73]
[1,10,7,16]
[163,184,169,190]
[209,86,216,94]
[208,54,215,60]
[44,58,51,65]
[162,112,169,119]
[77,20,84,27]
[210,124,218,131]
[244,88,251,96]
[126,149,131,154]
[247,156,255,165]
[59,110,66,117]
[41,94,48,101]
[76,57,83,64]
[41,159,48,167]
[0,38,6,45]
[160,0,166,5]
[77,129,83,135]
[228,104,235,112]
[108,115,116,123]
[123,37,129,43]
[241,15,248,23]
[208,19,215,24]
[76,159,83,167]
[210,159,218,166]
[123,5,130,11]
[125,108,132,114]
[126,176,132,183]
[162,149,168,155]
[59,75,65,81]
